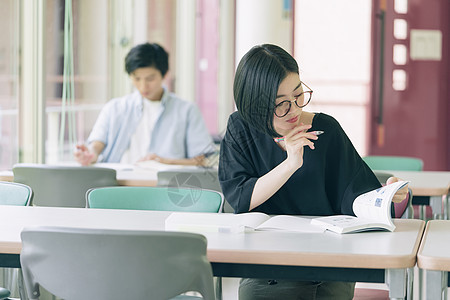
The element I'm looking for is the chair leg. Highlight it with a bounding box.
[215,277,222,300]
[1,268,17,298]
[18,269,28,300]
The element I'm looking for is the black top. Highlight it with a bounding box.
[218,112,381,215]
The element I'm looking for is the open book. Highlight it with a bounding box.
[165,212,325,234]
[311,180,409,234]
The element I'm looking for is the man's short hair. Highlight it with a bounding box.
[125,43,169,76]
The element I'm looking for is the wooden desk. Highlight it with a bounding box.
[0,170,14,182]
[0,167,158,187]
[417,220,450,300]
[0,163,213,187]
[3,168,447,194]
[115,169,157,186]
[0,206,424,300]
[376,170,450,219]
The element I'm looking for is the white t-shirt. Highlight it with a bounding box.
[120,99,162,164]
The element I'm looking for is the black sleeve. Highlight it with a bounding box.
[218,113,259,213]
[322,116,381,215]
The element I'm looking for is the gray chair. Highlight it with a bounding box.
[157,168,234,213]
[12,163,117,207]
[20,226,215,300]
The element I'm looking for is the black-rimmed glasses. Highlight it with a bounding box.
[274,82,313,118]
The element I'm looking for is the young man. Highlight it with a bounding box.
[74,43,213,166]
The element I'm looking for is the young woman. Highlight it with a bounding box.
[218,44,408,299]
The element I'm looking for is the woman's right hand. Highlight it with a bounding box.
[74,144,97,166]
[283,124,318,171]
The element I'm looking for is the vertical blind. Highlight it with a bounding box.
[59,0,77,159]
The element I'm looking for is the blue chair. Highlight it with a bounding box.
[363,156,429,220]
[372,171,413,219]
[0,288,10,300]
[86,186,224,213]
[0,181,32,299]
[0,181,32,206]
[362,155,423,171]
[157,168,234,213]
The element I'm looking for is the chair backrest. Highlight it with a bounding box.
[0,181,32,206]
[372,171,394,186]
[394,188,414,219]
[157,168,233,213]
[13,163,118,208]
[0,287,10,299]
[157,168,222,191]
[20,226,214,300]
[87,186,224,213]
[362,155,424,171]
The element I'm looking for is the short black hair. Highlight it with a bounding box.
[125,43,169,76]
[233,44,299,137]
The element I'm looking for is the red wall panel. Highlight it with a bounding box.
[370,0,449,171]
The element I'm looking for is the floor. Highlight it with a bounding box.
[3,268,449,299]
[220,268,450,300]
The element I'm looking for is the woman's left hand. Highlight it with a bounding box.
[387,176,409,203]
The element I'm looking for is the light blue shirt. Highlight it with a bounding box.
[87,88,214,163]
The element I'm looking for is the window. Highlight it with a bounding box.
[1,0,231,168]
[0,0,20,169]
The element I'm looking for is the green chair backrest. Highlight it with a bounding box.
[0,181,32,206]
[87,186,224,213]
[157,168,234,213]
[362,156,424,171]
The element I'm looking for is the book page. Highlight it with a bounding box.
[256,215,325,233]
[235,212,272,230]
[165,212,270,233]
[310,215,393,234]
[352,180,409,226]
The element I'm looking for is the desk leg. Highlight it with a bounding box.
[418,267,424,300]
[430,196,444,220]
[406,267,413,300]
[419,205,426,220]
[445,194,449,220]
[425,270,447,300]
[386,268,407,300]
